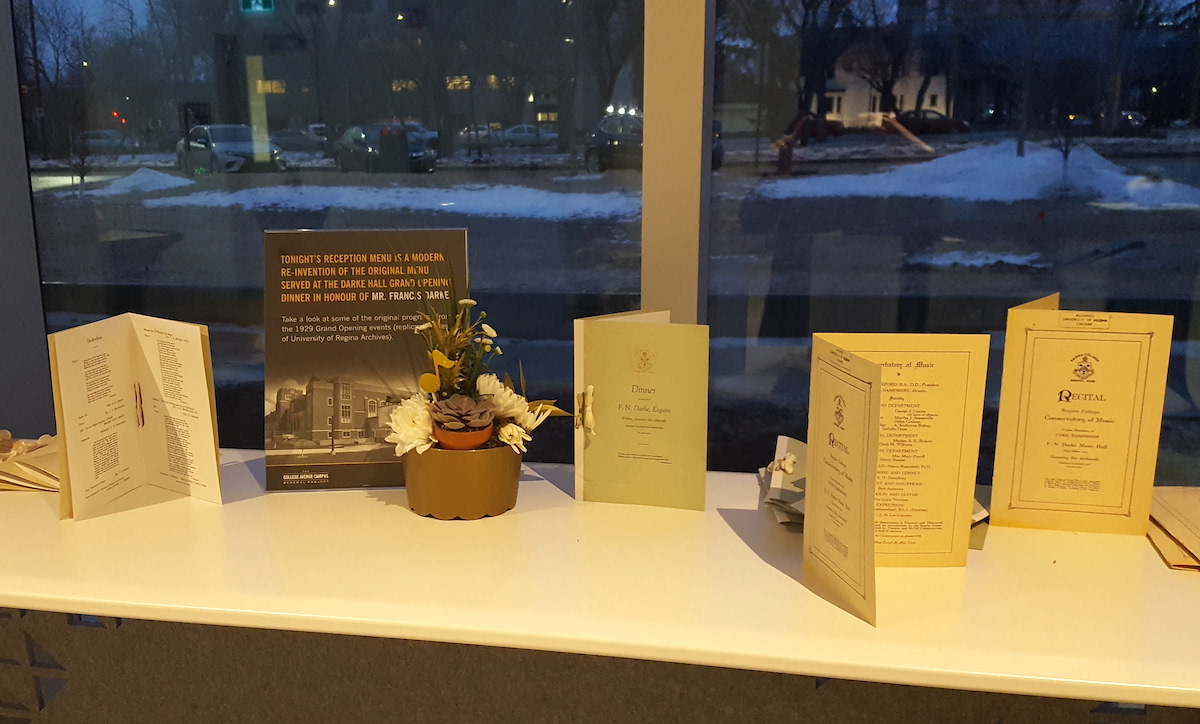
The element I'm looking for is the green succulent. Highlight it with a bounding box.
[430,394,494,431]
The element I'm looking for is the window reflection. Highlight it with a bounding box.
[13,0,646,458]
[711,1,1200,479]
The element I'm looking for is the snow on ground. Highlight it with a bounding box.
[757,141,1200,208]
[144,183,641,220]
[82,168,194,196]
[552,173,606,183]
[53,166,194,196]
[907,250,1049,269]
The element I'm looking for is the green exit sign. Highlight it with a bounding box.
[242,0,274,12]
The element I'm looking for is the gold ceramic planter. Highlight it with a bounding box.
[403,445,521,520]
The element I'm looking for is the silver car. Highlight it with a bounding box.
[176,124,287,174]
[498,124,558,147]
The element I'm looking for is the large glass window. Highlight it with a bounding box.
[12,0,645,461]
[709,1,1200,479]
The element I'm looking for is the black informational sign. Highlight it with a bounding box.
[263,229,468,490]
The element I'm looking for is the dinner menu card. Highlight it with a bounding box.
[49,314,221,519]
[574,310,709,510]
[803,335,881,625]
[991,294,1172,535]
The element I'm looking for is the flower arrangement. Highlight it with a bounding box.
[386,299,566,457]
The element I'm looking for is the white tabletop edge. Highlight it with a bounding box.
[1,449,1198,709]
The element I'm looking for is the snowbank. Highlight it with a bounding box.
[89,168,194,196]
[907,250,1049,269]
[757,141,1200,208]
[145,183,641,220]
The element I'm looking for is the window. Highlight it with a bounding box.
[340,404,352,423]
[327,397,333,407]
[367,399,377,416]
[711,1,1200,480]
[340,383,352,401]
[327,416,333,426]
[341,430,351,438]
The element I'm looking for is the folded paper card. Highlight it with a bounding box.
[1150,487,1200,569]
[0,435,59,492]
[803,336,881,626]
[991,294,1172,535]
[817,333,989,567]
[49,314,221,519]
[573,310,709,510]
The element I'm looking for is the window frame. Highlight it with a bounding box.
[0,0,715,433]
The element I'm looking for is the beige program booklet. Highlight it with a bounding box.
[991,295,1171,535]
[574,310,709,510]
[803,336,881,626]
[49,313,222,519]
[819,333,989,567]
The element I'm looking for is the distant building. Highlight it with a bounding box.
[824,57,951,129]
[714,50,951,135]
[266,376,392,446]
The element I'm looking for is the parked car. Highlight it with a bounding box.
[269,128,326,153]
[457,124,497,152]
[888,109,970,135]
[583,114,723,172]
[400,122,439,153]
[497,124,558,147]
[332,124,436,173]
[1117,110,1147,129]
[175,124,286,174]
[74,129,140,156]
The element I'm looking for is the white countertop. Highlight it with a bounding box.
[1,450,1198,708]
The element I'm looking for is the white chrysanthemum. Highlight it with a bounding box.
[384,396,435,456]
[481,323,497,338]
[458,298,477,307]
[498,423,531,454]
[476,373,527,419]
[515,404,552,432]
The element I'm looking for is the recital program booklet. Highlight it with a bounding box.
[264,229,467,490]
[803,336,882,626]
[48,314,221,519]
[574,310,709,510]
[818,333,989,567]
[991,294,1172,535]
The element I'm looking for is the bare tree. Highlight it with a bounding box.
[839,0,910,114]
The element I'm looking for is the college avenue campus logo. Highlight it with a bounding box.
[1071,353,1097,381]
[635,349,654,373]
[833,394,846,428]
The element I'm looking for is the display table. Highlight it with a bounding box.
[1,450,1198,709]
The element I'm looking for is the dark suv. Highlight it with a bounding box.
[333,124,436,173]
[584,114,724,172]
